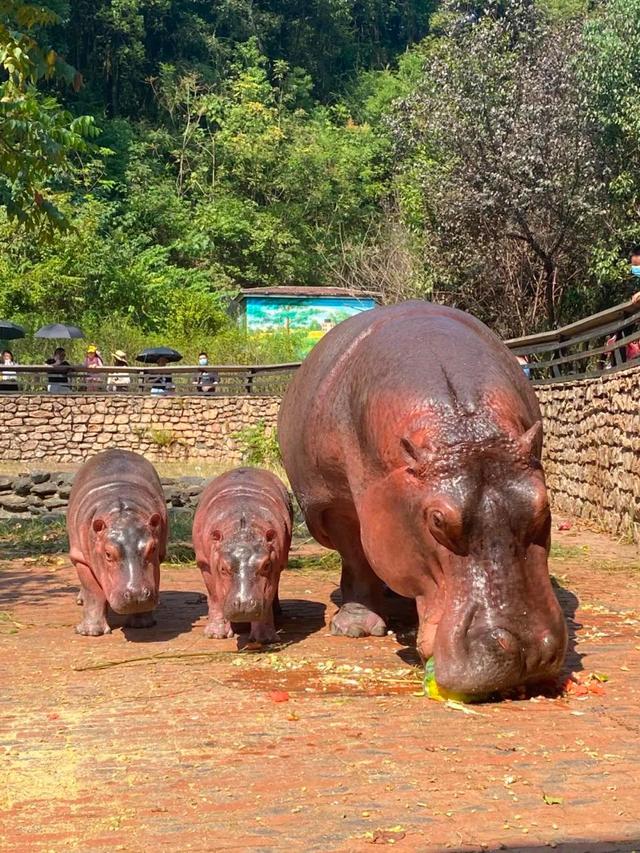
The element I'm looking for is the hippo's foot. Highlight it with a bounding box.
[248,621,278,645]
[330,602,386,638]
[126,612,156,629]
[75,618,111,637]
[204,618,234,639]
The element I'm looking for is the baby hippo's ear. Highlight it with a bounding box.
[148,512,162,529]
[92,517,106,533]
[265,528,276,543]
[211,529,223,543]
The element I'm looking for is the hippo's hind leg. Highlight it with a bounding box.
[323,512,386,639]
[75,582,111,636]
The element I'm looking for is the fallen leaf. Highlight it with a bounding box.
[371,829,406,845]
[543,794,564,806]
[268,690,289,703]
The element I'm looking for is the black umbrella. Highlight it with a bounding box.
[0,320,25,341]
[136,346,183,364]
[35,323,85,339]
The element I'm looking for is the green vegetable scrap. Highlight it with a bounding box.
[422,658,476,704]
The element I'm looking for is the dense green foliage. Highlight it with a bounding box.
[4,0,640,356]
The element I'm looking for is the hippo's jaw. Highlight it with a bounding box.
[108,582,158,615]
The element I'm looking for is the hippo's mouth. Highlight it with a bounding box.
[109,590,158,615]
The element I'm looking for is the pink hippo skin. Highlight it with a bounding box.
[67,449,167,636]
[192,468,293,644]
[278,301,568,697]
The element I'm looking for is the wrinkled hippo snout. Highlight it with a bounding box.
[435,618,568,698]
[110,584,157,614]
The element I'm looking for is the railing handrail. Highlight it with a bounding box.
[3,362,303,373]
[506,298,639,347]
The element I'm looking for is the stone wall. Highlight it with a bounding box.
[537,365,640,544]
[0,395,280,465]
[1,369,639,541]
[0,471,207,517]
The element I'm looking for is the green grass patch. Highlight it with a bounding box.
[550,542,590,560]
[0,517,68,560]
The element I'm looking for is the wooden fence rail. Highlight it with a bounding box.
[2,298,638,395]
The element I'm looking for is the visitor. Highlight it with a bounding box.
[629,249,640,303]
[107,349,131,392]
[150,356,175,395]
[0,349,18,392]
[516,354,531,379]
[195,351,219,393]
[84,344,104,390]
[46,347,71,392]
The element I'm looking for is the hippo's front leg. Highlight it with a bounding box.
[204,598,234,639]
[75,582,111,636]
[248,605,278,645]
[325,515,386,638]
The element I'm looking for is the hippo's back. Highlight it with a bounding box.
[279,301,540,507]
[194,467,292,541]
[68,450,165,545]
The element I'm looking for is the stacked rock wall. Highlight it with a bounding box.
[0,395,279,465]
[536,366,640,544]
[0,369,638,541]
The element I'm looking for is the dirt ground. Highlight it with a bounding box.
[1,523,640,853]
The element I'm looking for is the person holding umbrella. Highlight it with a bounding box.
[136,346,182,395]
[46,347,71,392]
[0,350,18,391]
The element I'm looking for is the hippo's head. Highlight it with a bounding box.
[401,419,567,697]
[210,517,278,622]
[91,509,163,614]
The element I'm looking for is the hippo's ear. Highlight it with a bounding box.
[211,529,223,542]
[401,436,421,462]
[265,528,276,542]
[519,421,542,460]
[92,517,106,533]
[148,512,162,529]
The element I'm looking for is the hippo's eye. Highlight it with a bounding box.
[104,547,117,562]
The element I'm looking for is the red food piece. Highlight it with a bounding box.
[268,690,290,703]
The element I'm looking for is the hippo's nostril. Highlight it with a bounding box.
[492,628,519,656]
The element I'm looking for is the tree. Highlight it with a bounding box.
[0,0,96,232]
[390,2,606,333]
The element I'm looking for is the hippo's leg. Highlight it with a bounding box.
[248,608,278,645]
[324,513,387,639]
[415,595,439,662]
[125,611,156,629]
[204,600,234,639]
[75,583,111,636]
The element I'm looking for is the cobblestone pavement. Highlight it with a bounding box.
[1,526,640,852]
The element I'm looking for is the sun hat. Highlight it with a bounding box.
[112,349,128,363]
[86,344,98,353]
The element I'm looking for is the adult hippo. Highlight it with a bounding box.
[67,449,167,636]
[278,301,567,697]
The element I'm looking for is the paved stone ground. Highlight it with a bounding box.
[1,525,640,852]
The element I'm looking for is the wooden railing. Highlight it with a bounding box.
[505,298,640,384]
[0,363,302,396]
[2,299,639,395]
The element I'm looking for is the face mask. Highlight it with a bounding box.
[631,265,640,277]
[198,357,208,366]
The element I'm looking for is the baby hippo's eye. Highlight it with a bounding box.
[104,546,117,562]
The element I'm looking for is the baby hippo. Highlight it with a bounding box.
[193,467,293,644]
[67,449,168,636]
